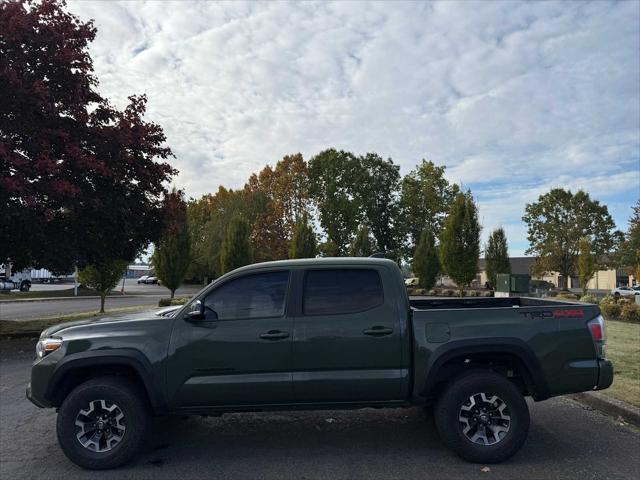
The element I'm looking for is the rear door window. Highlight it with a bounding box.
[303,269,383,315]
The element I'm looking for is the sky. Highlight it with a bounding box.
[68,0,640,256]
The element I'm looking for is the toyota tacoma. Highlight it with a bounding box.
[27,258,613,469]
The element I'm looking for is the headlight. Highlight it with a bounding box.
[35,338,62,359]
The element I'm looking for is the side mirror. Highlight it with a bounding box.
[185,300,205,321]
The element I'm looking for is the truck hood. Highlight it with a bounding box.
[41,309,174,338]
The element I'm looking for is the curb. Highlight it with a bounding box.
[570,391,640,427]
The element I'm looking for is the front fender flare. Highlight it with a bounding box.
[45,349,165,411]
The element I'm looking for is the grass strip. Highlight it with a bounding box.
[603,320,640,408]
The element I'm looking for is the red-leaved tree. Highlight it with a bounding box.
[0,0,176,272]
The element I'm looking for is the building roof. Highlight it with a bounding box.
[478,257,536,275]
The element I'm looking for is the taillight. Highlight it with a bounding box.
[588,315,606,359]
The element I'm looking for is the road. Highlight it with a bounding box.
[28,283,203,296]
[1,338,638,480]
[0,285,201,321]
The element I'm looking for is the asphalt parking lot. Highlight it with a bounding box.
[1,338,639,480]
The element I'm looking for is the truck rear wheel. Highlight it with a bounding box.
[56,376,150,469]
[434,371,529,463]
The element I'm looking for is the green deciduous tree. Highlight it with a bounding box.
[352,153,401,260]
[522,189,615,290]
[412,229,440,290]
[289,214,317,259]
[578,236,597,297]
[78,259,128,313]
[186,186,265,281]
[440,192,481,296]
[350,225,376,257]
[485,228,511,288]
[400,160,459,254]
[152,189,191,298]
[308,149,360,255]
[220,216,252,274]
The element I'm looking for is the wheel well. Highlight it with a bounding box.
[425,352,536,403]
[49,364,152,409]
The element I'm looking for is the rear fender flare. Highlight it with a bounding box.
[422,338,550,400]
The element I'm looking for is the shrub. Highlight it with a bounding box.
[470,290,480,297]
[158,296,189,307]
[579,294,598,304]
[620,303,640,324]
[428,289,437,296]
[600,301,622,319]
[444,289,455,296]
[483,290,494,297]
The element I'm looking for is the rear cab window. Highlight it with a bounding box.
[303,268,384,315]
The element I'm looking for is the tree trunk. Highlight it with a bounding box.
[170,289,175,299]
[100,294,105,313]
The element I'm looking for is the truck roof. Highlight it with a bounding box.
[228,257,398,275]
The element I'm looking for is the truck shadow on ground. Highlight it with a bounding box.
[138,404,583,472]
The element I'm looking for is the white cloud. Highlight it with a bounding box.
[68,0,640,254]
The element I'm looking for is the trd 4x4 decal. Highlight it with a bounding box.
[520,309,584,319]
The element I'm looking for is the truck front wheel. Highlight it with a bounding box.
[434,371,530,463]
[56,376,150,469]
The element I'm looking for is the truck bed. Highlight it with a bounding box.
[409,296,578,310]
[408,295,604,402]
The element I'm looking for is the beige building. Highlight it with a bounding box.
[477,257,631,290]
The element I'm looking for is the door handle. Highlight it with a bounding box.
[259,330,290,340]
[363,326,394,336]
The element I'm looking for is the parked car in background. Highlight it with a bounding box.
[145,276,159,284]
[136,275,150,284]
[0,263,32,292]
[611,286,639,297]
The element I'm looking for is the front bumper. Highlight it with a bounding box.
[596,359,614,391]
[26,382,46,408]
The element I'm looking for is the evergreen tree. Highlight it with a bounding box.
[412,229,440,290]
[220,216,252,274]
[350,225,376,256]
[485,228,511,288]
[289,214,317,259]
[578,236,597,296]
[440,192,481,296]
[152,189,192,298]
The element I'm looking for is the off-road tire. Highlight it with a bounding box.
[56,376,150,469]
[434,371,529,463]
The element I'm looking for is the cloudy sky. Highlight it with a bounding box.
[68,0,639,255]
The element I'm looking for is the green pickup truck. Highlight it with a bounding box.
[27,258,613,469]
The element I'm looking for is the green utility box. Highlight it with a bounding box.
[496,274,530,294]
